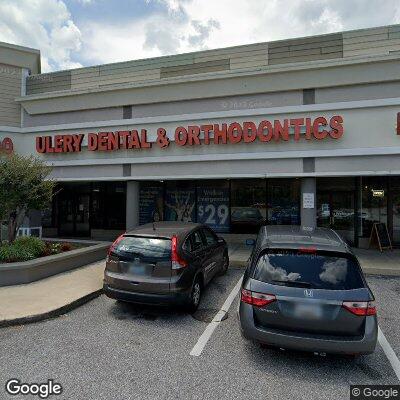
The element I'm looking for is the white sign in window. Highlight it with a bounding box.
[303,193,315,209]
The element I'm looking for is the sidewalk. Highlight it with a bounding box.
[0,260,105,327]
[229,244,400,276]
[353,248,400,276]
[0,245,399,328]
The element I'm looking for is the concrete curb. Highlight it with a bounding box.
[0,289,103,328]
[363,268,400,277]
[0,243,109,287]
[229,260,248,268]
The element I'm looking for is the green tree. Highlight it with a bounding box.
[0,154,55,243]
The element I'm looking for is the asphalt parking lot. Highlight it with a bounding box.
[0,267,399,400]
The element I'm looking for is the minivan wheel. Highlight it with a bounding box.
[187,278,202,313]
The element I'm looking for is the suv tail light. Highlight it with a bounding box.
[241,289,276,307]
[171,236,188,270]
[107,234,125,257]
[342,301,376,316]
[298,247,317,254]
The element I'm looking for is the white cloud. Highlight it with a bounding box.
[0,0,82,72]
[188,19,220,48]
[1,0,400,72]
[143,17,182,54]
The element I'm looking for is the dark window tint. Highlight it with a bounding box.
[253,250,365,290]
[231,208,262,220]
[113,236,171,261]
[190,231,205,252]
[182,237,192,253]
[202,228,218,246]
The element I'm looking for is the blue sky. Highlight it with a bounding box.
[0,0,399,72]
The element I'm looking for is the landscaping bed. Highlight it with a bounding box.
[0,236,83,263]
[0,240,110,287]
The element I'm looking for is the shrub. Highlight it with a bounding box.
[43,242,62,256]
[0,242,36,262]
[0,238,74,263]
[0,237,46,263]
[13,236,46,257]
[60,242,73,252]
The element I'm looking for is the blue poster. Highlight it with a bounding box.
[165,189,196,222]
[139,186,164,225]
[197,187,230,232]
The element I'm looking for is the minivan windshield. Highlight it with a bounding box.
[112,236,171,261]
[253,249,365,290]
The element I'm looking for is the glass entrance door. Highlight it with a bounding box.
[317,191,355,245]
[75,194,90,237]
[59,196,75,237]
[58,184,91,237]
[391,184,400,245]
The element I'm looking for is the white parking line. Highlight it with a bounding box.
[378,326,400,381]
[190,277,243,357]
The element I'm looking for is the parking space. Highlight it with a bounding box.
[0,269,399,400]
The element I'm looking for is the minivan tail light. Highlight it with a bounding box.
[107,233,125,256]
[342,301,376,316]
[171,236,188,270]
[241,289,276,307]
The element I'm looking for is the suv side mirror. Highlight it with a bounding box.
[245,238,256,246]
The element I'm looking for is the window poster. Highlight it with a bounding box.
[197,187,230,232]
[139,186,164,225]
[165,189,196,222]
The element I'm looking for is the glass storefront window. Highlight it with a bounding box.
[268,179,300,225]
[391,177,400,244]
[91,183,105,229]
[42,187,58,228]
[197,180,230,233]
[360,177,387,239]
[54,182,126,237]
[105,183,126,229]
[91,182,126,230]
[164,181,196,222]
[317,178,355,245]
[230,179,266,233]
[139,182,164,225]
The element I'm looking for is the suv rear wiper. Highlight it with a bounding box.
[271,280,312,288]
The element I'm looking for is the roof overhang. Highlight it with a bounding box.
[16,53,400,115]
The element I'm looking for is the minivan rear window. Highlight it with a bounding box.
[113,236,171,261]
[253,249,365,290]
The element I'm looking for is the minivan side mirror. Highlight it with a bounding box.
[245,238,256,246]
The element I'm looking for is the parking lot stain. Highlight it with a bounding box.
[114,310,159,321]
[209,281,228,294]
[192,308,228,323]
[356,363,383,380]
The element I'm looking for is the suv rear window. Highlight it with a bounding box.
[253,249,365,290]
[113,236,171,261]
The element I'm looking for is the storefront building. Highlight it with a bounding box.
[2,24,400,247]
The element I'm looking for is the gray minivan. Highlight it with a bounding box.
[104,222,229,312]
[239,226,377,355]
